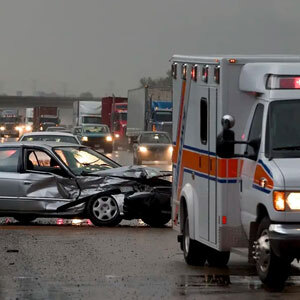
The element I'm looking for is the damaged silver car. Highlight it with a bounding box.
[0,142,171,227]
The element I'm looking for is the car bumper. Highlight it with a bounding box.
[138,151,172,161]
[269,224,300,258]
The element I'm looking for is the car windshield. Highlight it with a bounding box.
[153,111,172,122]
[54,147,118,175]
[266,99,300,158]
[83,125,109,133]
[21,135,79,144]
[140,133,170,144]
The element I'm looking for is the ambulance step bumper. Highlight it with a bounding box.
[269,224,300,259]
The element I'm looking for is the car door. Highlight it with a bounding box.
[0,147,23,210]
[18,147,79,211]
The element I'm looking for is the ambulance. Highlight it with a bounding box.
[171,55,300,287]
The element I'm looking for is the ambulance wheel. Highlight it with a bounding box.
[183,216,207,266]
[254,217,290,289]
[207,249,230,267]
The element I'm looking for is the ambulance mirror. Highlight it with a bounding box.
[221,115,235,130]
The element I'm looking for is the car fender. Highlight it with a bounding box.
[180,183,197,240]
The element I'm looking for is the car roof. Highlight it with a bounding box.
[21,131,76,137]
[0,141,87,149]
[139,131,169,135]
[80,124,108,127]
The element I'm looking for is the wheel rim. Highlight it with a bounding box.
[184,218,190,253]
[256,229,271,273]
[92,196,118,221]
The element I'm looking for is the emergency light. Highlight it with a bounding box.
[267,75,300,89]
[172,63,177,79]
[181,64,187,80]
[201,65,209,83]
[191,65,198,81]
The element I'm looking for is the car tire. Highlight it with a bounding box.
[14,216,36,224]
[183,216,207,266]
[87,195,122,227]
[254,217,291,289]
[141,214,171,227]
[206,249,230,267]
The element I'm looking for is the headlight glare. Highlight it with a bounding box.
[139,146,148,153]
[106,136,113,142]
[273,191,285,211]
[168,146,173,153]
[287,192,300,210]
[82,136,88,142]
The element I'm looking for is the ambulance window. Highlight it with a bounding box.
[200,98,208,145]
[246,104,264,160]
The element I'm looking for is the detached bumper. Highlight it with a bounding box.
[269,224,300,258]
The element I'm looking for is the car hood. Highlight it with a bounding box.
[93,165,171,180]
[273,158,300,189]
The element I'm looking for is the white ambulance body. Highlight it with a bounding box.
[171,55,300,287]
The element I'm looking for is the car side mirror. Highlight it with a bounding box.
[216,115,236,158]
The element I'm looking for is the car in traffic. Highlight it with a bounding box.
[19,132,81,144]
[133,131,173,164]
[0,142,171,227]
[73,124,113,153]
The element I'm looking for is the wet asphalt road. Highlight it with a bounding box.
[1,141,300,299]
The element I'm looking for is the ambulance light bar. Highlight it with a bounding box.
[181,64,187,80]
[202,65,209,83]
[191,65,198,81]
[267,75,300,90]
[172,63,177,79]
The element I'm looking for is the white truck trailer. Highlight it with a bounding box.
[172,55,300,288]
[126,86,172,145]
[73,100,102,126]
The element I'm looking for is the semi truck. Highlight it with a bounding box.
[73,100,102,126]
[126,86,172,146]
[33,107,60,131]
[101,96,128,146]
[0,109,22,137]
[172,55,300,288]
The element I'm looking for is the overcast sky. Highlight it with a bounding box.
[1,0,300,96]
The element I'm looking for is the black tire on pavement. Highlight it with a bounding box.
[255,217,291,289]
[206,248,230,267]
[183,216,207,266]
[141,214,171,227]
[86,195,122,227]
[14,216,36,224]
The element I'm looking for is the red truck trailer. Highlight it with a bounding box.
[101,97,127,147]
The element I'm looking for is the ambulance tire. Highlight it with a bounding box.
[207,249,230,267]
[255,217,290,289]
[183,216,207,266]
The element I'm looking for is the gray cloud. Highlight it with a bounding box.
[0,0,299,96]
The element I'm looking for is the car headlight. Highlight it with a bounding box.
[273,191,300,211]
[82,136,88,142]
[25,125,32,131]
[0,126,5,131]
[106,136,113,142]
[168,146,173,153]
[114,133,120,138]
[139,146,148,153]
[15,126,21,131]
[40,126,43,131]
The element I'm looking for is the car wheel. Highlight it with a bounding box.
[141,213,171,227]
[14,216,36,224]
[87,195,122,227]
[183,216,207,266]
[206,249,230,267]
[253,217,291,289]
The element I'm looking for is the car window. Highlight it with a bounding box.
[26,149,65,176]
[22,135,79,144]
[0,148,20,172]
